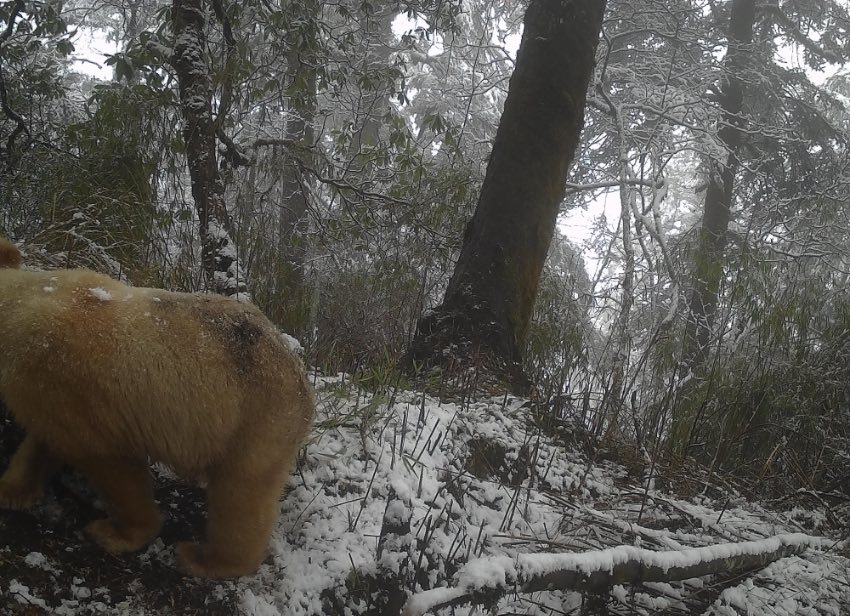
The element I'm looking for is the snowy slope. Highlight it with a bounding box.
[1,376,848,615]
[245,376,850,615]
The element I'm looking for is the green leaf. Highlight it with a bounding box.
[114,57,134,82]
[56,39,74,56]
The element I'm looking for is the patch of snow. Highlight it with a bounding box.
[9,579,47,608]
[279,332,304,354]
[243,379,849,615]
[24,551,51,569]
[71,578,92,599]
[23,551,62,575]
[241,589,281,616]
[88,287,112,301]
[707,552,850,616]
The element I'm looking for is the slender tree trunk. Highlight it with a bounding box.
[347,0,395,162]
[404,0,608,392]
[601,101,635,440]
[672,0,756,453]
[274,45,316,334]
[604,175,635,441]
[683,0,756,367]
[172,0,245,296]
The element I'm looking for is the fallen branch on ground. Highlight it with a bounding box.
[402,533,836,616]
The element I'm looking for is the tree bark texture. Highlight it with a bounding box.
[405,0,608,392]
[172,0,245,296]
[683,0,756,368]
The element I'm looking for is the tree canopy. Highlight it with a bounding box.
[2,0,850,490]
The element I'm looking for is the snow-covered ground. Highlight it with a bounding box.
[2,376,849,615]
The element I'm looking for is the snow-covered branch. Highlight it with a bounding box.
[765,6,842,65]
[402,533,834,616]
[564,178,660,192]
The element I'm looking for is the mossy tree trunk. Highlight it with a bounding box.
[672,0,756,452]
[404,0,608,392]
[172,0,246,296]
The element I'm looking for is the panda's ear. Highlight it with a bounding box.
[0,238,22,269]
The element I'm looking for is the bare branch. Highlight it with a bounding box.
[216,127,252,167]
[565,178,660,193]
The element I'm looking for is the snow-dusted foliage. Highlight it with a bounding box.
[237,379,849,615]
[3,0,850,611]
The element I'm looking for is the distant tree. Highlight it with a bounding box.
[269,3,318,334]
[403,0,608,392]
[668,0,850,455]
[681,0,756,370]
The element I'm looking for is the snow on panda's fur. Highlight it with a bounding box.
[0,238,315,578]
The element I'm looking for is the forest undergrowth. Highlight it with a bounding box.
[1,374,848,616]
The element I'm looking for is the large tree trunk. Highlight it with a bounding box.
[672,0,756,452]
[172,0,246,296]
[683,0,756,367]
[403,0,608,393]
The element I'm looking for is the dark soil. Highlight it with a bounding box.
[0,412,239,615]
